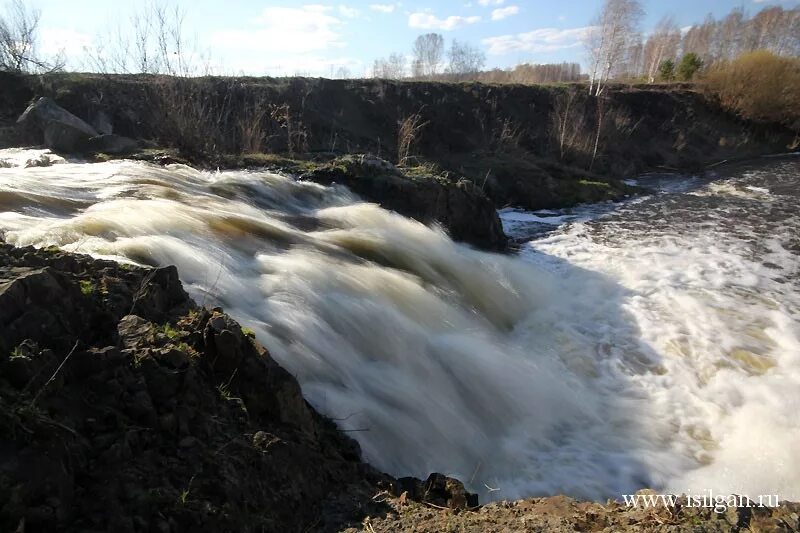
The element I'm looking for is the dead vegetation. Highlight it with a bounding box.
[705,50,800,132]
[397,111,427,166]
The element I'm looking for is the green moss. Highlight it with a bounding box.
[241,327,256,339]
[79,280,96,296]
[159,323,181,340]
[10,346,25,359]
[176,341,193,354]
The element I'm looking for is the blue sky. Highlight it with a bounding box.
[33,0,799,76]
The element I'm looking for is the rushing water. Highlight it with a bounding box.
[1,148,798,502]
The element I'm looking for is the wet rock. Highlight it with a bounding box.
[303,155,507,251]
[391,473,478,510]
[84,133,138,155]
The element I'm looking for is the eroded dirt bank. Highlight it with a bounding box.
[1,73,794,212]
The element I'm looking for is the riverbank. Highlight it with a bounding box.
[0,240,480,531]
[1,72,795,213]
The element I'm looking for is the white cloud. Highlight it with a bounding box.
[482,26,593,55]
[302,4,334,12]
[213,6,345,55]
[408,12,481,30]
[212,54,364,77]
[338,5,360,18]
[369,3,396,12]
[491,5,519,20]
[478,0,505,5]
[39,28,93,57]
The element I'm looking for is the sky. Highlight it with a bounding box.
[32,0,800,77]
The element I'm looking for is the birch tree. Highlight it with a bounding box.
[643,16,680,83]
[372,53,406,79]
[586,0,644,95]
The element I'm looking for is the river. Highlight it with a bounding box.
[1,148,798,502]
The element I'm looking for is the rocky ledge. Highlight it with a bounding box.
[301,155,508,251]
[0,243,476,532]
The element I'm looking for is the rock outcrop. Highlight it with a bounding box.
[303,155,508,251]
[0,243,394,532]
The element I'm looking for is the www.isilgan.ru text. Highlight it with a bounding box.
[622,490,780,514]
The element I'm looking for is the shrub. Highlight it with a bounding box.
[705,50,800,130]
[676,53,703,81]
[658,59,675,81]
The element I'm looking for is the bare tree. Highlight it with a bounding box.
[446,39,485,80]
[551,88,588,161]
[472,62,582,84]
[372,53,406,79]
[681,15,715,67]
[334,66,351,79]
[412,33,444,78]
[0,0,64,73]
[85,1,198,76]
[643,16,680,82]
[713,8,745,62]
[586,0,644,95]
[680,6,800,69]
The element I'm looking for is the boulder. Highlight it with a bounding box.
[89,108,113,135]
[391,473,479,509]
[16,97,98,152]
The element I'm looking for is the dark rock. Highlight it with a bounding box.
[0,242,391,533]
[16,97,98,152]
[117,315,154,349]
[89,109,113,135]
[84,134,138,155]
[303,155,507,251]
[391,473,478,510]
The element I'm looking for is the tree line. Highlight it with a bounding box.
[1,0,798,89]
[587,1,800,94]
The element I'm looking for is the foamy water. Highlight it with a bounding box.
[1,149,798,502]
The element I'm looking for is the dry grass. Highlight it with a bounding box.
[397,111,428,166]
[705,50,800,130]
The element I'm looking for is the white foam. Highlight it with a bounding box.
[0,149,798,502]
